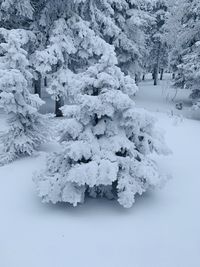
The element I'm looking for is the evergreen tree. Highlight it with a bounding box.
[73,0,152,80]
[0,0,34,28]
[170,0,200,106]
[31,0,153,86]
[33,17,76,117]
[0,0,170,207]
[146,0,168,85]
[34,17,169,208]
[164,0,182,78]
[0,28,49,165]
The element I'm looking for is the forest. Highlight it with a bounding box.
[0,1,200,267]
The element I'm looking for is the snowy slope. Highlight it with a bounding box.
[0,78,200,267]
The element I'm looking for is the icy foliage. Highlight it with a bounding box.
[33,16,119,100]
[72,0,152,77]
[0,28,49,165]
[145,0,168,83]
[182,40,200,107]
[34,0,153,79]
[0,0,34,24]
[0,0,171,207]
[33,18,76,101]
[34,30,169,208]
[177,38,200,107]
[167,0,200,106]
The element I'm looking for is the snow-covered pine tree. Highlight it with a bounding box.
[34,16,169,208]
[179,40,200,108]
[146,0,168,85]
[113,0,154,83]
[19,0,155,105]
[33,17,77,117]
[0,0,34,28]
[0,28,49,165]
[75,0,152,81]
[164,0,182,78]
[169,0,200,106]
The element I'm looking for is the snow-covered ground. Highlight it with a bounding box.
[1,76,200,267]
[136,73,200,120]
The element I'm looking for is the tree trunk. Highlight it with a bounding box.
[172,73,175,80]
[33,71,41,98]
[142,74,145,81]
[52,64,64,117]
[153,42,161,86]
[135,73,139,85]
[55,96,64,117]
[44,76,48,87]
[153,66,158,86]
[160,69,164,80]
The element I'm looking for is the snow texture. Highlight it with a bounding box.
[0,78,200,267]
[34,30,169,208]
[0,28,50,165]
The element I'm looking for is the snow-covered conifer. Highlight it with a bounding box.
[0,0,34,27]
[169,0,200,106]
[146,0,168,85]
[33,17,77,116]
[74,0,152,79]
[34,19,169,208]
[0,28,49,165]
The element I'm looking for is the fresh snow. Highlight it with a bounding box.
[136,73,200,120]
[1,77,200,267]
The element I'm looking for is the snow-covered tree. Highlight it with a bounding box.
[34,20,169,208]
[0,0,170,207]
[73,0,153,81]
[146,0,169,85]
[0,0,34,28]
[169,0,200,106]
[34,0,153,83]
[0,28,49,165]
[9,0,158,112]
[33,17,76,116]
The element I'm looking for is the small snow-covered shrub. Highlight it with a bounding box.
[34,20,170,208]
[0,28,50,165]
